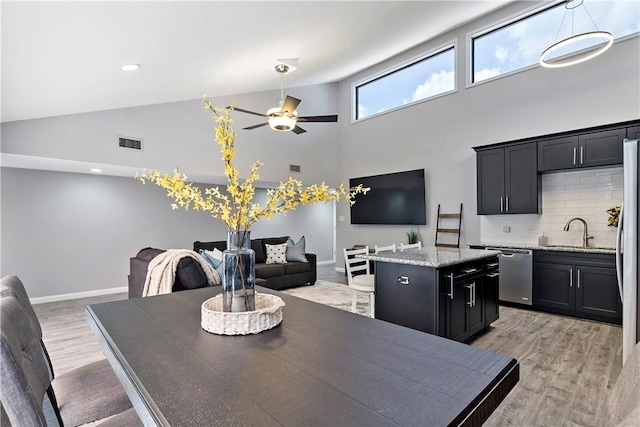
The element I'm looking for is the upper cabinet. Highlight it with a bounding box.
[538,128,626,172]
[627,125,640,141]
[476,143,539,215]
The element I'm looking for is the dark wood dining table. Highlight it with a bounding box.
[86,286,518,426]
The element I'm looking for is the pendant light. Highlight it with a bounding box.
[539,0,613,69]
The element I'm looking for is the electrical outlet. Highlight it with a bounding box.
[503,225,511,233]
[528,226,539,233]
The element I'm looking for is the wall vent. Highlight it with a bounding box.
[289,164,301,173]
[118,136,143,150]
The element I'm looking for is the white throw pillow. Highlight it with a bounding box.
[265,243,288,264]
[204,248,223,261]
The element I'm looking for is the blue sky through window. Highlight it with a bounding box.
[356,46,455,119]
[473,0,640,82]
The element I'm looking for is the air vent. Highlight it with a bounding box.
[118,136,143,150]
[289,164,301,173]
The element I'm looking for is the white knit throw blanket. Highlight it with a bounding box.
[143,249,220,297]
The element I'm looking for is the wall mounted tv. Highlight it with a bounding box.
[349,169,426,225]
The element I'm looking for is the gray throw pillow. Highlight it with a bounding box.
[286,236,308,263]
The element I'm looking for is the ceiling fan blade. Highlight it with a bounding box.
[297,115,338,123]
[231,106,268,117]
[243,122,269,130]
[291,125,307,134]
[281,96,301,115]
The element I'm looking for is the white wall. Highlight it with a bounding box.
[1,84,340,186]
[0,167,334,299]
[335,1,639,264]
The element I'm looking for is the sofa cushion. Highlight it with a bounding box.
[286,236,308,263]
[199,249,224,279]
[266,243,288,264]
[136,247,165,263]
[174,257,209,290]
[284,262,312,275]
[255,263,286,278]
[251,239,266,264]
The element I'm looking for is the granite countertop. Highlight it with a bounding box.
[358,247,500,268]
[468,242,616,254]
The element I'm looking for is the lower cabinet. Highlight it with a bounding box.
[374,256,499,342]
[441,258,499,342]
[533,252,621,324]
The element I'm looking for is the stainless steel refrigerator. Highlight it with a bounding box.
[617,138,640,364]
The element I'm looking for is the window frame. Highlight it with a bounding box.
[466,0,640,88]
[352,40,458,124]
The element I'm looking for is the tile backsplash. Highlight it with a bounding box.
[480,167,623,248]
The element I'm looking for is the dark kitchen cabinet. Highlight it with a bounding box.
[441,261,496,342]
[627,125,640,141]
[538,128,625,172]
[533,251,621,324]
[476,142,539,215]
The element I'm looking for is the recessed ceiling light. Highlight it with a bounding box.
[120,64,141,72]
[90,168,102,173]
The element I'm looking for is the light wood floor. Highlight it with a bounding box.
[33,263,621,426]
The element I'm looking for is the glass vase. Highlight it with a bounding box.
[222,230,256,312]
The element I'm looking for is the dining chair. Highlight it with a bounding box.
[0,275,141,427]
[374,243,396,254]
[343,247,375,318]
[399,241,422,252]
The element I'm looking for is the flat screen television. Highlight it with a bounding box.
[349,169,426,225]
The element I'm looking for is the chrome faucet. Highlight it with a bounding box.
[563,217,594,248]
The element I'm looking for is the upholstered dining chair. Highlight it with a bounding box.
[343,247,375,318]
[399,241,422,252]
[374,243,396,254]
[0,276,141,427]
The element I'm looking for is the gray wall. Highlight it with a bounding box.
[335,1,640,263]
[0,167,334,299]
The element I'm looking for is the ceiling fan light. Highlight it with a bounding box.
[269,115,297,131]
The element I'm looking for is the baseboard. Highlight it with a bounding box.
[31,286,128,305]
[335,267,345,273]
[317,260,336,266]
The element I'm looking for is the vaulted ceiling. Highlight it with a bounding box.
[1,1,514,123]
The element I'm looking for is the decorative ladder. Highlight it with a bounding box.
[435,203,462,248]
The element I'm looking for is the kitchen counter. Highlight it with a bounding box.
[359,247,500,268]
[469,242,615,254]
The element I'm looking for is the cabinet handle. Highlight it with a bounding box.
[573,147,577,165]
[500,196,504,213]
[580,146,584,165]
[462,268,478,274]
[506,196,510,212]
[487,272,499,278]
[397,276,410,285]
[570,268,573,287]
[465,284,473,307]
[448,273,454,299]
[577,269,581,289]
[472,282,476,307]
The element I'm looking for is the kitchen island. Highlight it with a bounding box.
[360,247,500,342]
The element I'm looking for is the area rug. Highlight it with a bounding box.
[281,280,370,317]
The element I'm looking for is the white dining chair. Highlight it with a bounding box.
[374,243,396,254]
[399,241,422,252]
[343,247,375,318]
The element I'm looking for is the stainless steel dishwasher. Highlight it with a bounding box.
[486,247,533,305]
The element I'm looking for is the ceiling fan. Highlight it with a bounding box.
[231,64,338,135]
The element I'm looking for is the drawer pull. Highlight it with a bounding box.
[487,262,499,268]
[397,276,410,285]
[447,273,454,299]
[487,272,500,278]
[462,268,478,274]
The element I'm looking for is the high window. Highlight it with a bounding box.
[472,1,640,84]
[355,44,455,121]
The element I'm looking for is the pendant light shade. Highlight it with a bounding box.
[540,0,613,69]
